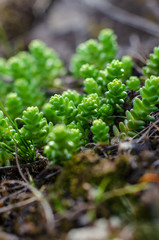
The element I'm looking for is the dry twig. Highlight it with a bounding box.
[0,196,36,213]
[13,148,55,232]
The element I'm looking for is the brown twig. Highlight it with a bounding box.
[0,196,36,213]
[14,149,55,232]
[0,188,26,205]
[15,146,28,183]
[136,118,159,143]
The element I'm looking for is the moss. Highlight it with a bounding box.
[53,150,116,199]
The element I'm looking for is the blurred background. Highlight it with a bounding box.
[0,0,159,65]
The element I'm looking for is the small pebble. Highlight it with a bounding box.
[67,219,109,240]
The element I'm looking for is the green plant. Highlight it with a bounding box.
[0,110,16,155]
[67,121,89,145]
[14,78,45,108]
[84,78,101,95]
[70,29,118,78]
[0,28,159,167]
[0,108,35,165]
[121,56,133,80]
[0,40,65,118]
[105,79,127,110]
[0,57,11,76]
[5,92,23,120]
[103,60,125,85]
[8,51,36,82]
[0,58,13,101]
[91,119,109,143]
[0,150,13,167]
[62,90,82,106]
[49,94,78,124]
[82,59,126,96]
[42,103,61,124]
[126,76,140,91]
[143,46,159,77]
[19,106,49,148]
[8,41,65,87]
[80,64,99,80]
[0,78,12,102]
[44,124,82,165]
[29,40,66,87]
[98,103,114,119]
[77,93,100,126]
[118,76,159,135]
